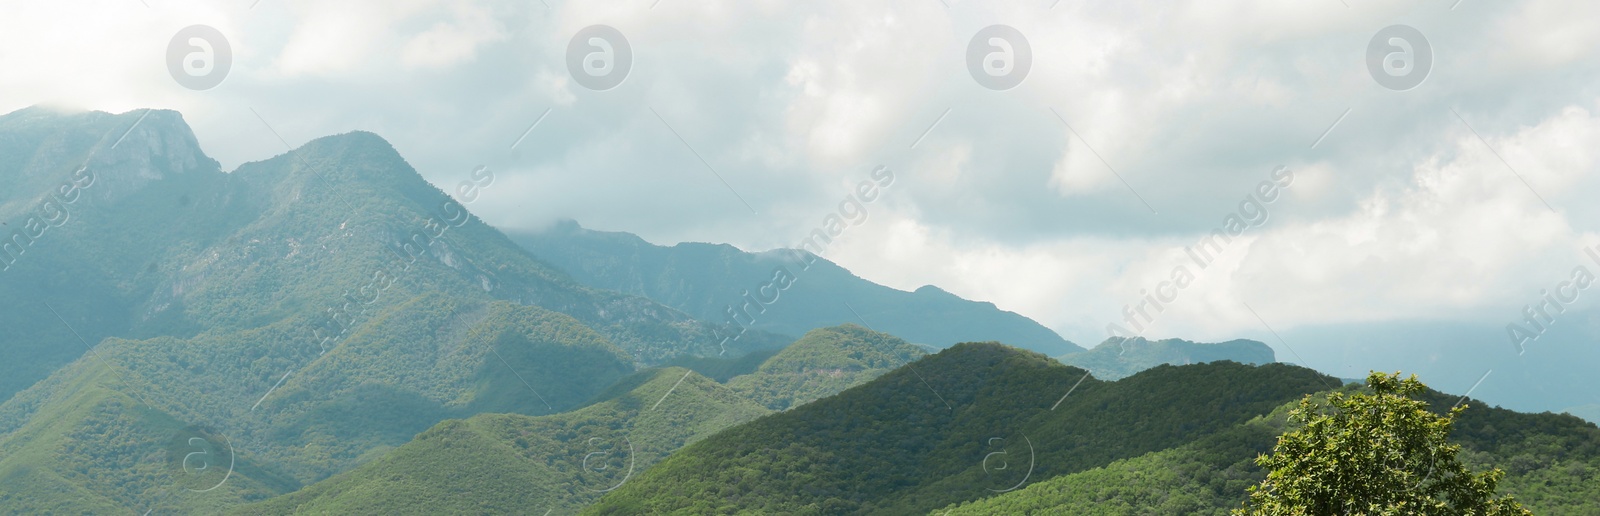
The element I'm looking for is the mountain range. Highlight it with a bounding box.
[1,106,1594,515]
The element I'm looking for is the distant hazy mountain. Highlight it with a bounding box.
[509,221,1084,356]
[1275,316,1600,423]
[1058,336,1276,380]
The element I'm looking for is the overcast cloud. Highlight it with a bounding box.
[4,0,1600,354]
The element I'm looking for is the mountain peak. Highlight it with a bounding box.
[286,129,408,172]
[0,106,220,208]
[93,108,218,177]
[302,130,396,153]
[231,127,447,216]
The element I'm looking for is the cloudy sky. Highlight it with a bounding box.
[5,0,1600,365]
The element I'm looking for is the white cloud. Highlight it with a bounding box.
[3,0,1599,350]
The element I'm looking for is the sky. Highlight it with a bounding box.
[4,0,1600,368]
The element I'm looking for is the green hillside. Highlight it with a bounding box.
[585,343,1336,515]
[0,107,242,402]
[232,367,770,515]
[941,384,1600,515]
[726,324,925,410]
[509,221,1084,356]
[1058,336,1277,380]
[226,323,919,514]
[0,299,639,512]
[938,410,1286,515]
[0,359,298,514]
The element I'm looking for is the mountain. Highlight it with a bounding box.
[0,108,789,404]
[6,106,1592,514]
[726,324,925,411]
[231,367,770,515]
[1058,336,1276,380]
[940,386,1600,515]
[0,107,785,512]
[585,343,1336,515]
[509,221,1084,356]
[0,106,238,402]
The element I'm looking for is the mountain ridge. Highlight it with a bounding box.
[5,105,1591,514]
[586,343,1336,514]
[1058,336,1277,380]
[509,220,1084,356]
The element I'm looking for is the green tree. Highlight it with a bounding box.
[1236,372,1532,516]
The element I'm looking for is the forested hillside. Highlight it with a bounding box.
[233,367,770,515]
[726,324,925,410]
[941,385,1600,515]
[233,324,924,514]
[586,344,1336,514]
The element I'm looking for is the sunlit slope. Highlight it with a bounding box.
[234,367,769,515]
[587,344,1334,515]
[726,324,926,411]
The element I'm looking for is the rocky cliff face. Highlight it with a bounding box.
[83,109,221,203]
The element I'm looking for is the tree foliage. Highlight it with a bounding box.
[1237,372,1531,516]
